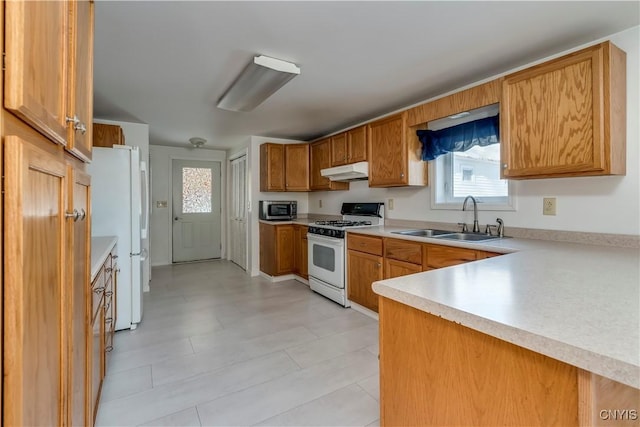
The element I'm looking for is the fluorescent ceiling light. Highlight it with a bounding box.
[216,55,300,112]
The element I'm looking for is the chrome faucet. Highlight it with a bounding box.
[462,195,480,233]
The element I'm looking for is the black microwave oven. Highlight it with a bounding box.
[259,200,297,221]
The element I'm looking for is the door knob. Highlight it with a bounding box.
[174,216,183,221]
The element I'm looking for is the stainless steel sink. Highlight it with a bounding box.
[391,229,454,237]
[434,232,501,242]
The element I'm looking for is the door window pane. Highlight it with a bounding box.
[182,167,212,213]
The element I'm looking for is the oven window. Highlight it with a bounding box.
[312,244,335,272]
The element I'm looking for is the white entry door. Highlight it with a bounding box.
[172,160,222,262]
[229,155,248,270]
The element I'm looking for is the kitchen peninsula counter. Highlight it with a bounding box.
[360,227,639,425]
[358,226,639,388]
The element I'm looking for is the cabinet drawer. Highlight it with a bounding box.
[348,233,383,256]
[91,268,105,322]
[384,238,422,265]
[424,244,478,269]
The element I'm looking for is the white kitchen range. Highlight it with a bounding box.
[307,202,384,307]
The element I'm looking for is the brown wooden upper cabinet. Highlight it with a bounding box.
[93,123,125,148]
[4,0,94,161]
[260,142,311,192]
[501,41,626,179]
[260,143,285,191]
[284,143,310,191]
[368,112,427,187]
[331,125,368,167]
[310,139,349,191]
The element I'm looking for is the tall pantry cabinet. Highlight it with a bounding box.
[2,1,95,426]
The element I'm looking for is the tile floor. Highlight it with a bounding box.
[96,260,380,427]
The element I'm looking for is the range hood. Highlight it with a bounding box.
[320,161,369,181]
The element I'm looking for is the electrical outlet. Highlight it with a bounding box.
[543,197,556,216]
[388,198,394,210]
[319,199,323,208]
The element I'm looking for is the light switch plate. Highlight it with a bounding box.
[156,200,168,208]
[543,197,556,215]
[388,199,394,210]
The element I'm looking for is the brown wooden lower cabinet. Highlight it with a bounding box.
[259,222,295,276]
[347,250,383,312]
[379,297,640,426]
[292,225,309,279]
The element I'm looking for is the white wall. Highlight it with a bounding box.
[150,145,227,266]
[248,136,309,276]
[93,119,152,290]
[308,26,640,236]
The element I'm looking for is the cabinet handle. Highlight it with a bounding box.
[112,255,119,260]
[105,317,113,324]
[105,291,113,297]
[400,173,405,178]
[93,287,105,294]
[105,345,113,353]
[75,121,87,135]
[79,208,86,220]
[105,267,113,273]
[65,209,80,221]
[502,163,508,169]
[376,262,381,268]
[65,115,80,125]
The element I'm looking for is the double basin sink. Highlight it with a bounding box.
[391,228,502,242]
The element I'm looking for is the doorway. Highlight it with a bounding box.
[171,159,222,262]
[229,154,248,270]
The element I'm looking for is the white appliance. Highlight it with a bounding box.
[307,202,384,307]
[320,161,369,181]
[88,146,149,330]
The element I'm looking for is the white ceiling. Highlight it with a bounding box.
[93,1,639,151]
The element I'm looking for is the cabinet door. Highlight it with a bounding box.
[3,136,67,426]
[347,125,368,163]
[299,227,309,279]
[275,225,294,275]
[4,1,70,146]
[501,42,624,178]
[260,143,285,191]
[68,166,91,427]
[331,133,348,166]
[89,302,104,426]
[285,143,310,191]
[368,113,408,187]
[92,123,124,148]
[347,250,383,312]
[66,0,94,161]
[310,139,349,191]
[259,222,277,275]
[384,258,422,279]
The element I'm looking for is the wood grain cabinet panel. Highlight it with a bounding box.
[4,1,70,146]
[379,297,581,426]
[424,244,478,269]
[383,238,422,265]
[310,139,349,191]
[384,258,422,279]
[347,233,383,256]
[347,249,383,312]
[293,225,309,279]
[331,133,348,166]
[92,123,124,148]
[3,136,67,427]
[347,125,368,163]
[259,222,295,276]
[260,143,285,191]
[67,0,94,161]
[284,143,310,191]
[368,112,427,187]
[501,41,626,179]
[68,166,91,426]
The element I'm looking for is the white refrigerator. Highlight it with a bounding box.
[88,146,149,330]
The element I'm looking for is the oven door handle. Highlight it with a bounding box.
[307,233,345,246]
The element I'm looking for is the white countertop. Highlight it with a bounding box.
[363,226,640,389]
[91,236,118,281]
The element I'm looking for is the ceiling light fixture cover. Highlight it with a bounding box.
[216,55,300,112]
[189,137,207,148]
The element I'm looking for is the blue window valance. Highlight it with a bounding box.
[416,114,500,161]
